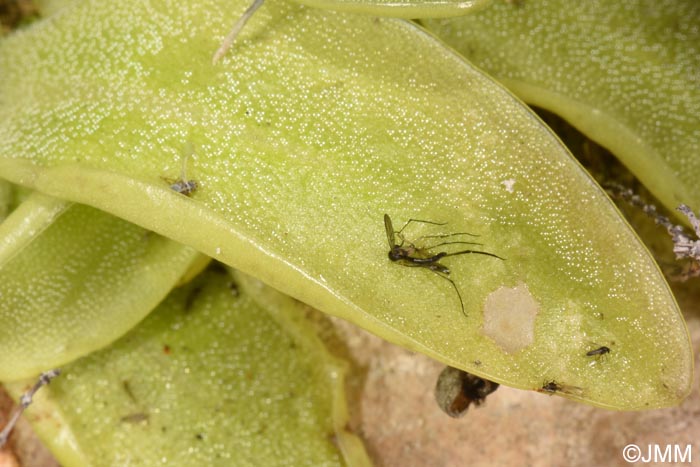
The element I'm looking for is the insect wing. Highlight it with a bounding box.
[384,214,396,249]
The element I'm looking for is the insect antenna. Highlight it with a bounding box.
[395,218,449,236]
[417,231,480,240]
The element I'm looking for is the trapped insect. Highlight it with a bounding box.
[538,380,583,396]
[586,346,611,357]
[120,412,149,424]
[384,213,504,317]
[169,178,198,196]
[164,143,198,196]
[434,366,500,418]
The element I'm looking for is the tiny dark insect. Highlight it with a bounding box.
[120,412,150,424]
[435,366,500,418]
[540,381,562,394]
[169,179,198,196]
[384,213,504,317]
[538,380,583,396]
[586,346,611,357]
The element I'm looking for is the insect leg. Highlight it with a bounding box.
[443,249,506,261]
[422,240,484,250]
[431,269,466,318]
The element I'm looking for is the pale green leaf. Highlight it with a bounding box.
[0,0,691,408]
[0,179,12,223]
[0,193,202,380]
[424,0,700,213]
[6,268,367,467]
[291,0,493,19]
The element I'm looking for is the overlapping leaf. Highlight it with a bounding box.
[292,0,493,19]
[0,192,201,380]
[425,0,700,214]
[6,269,367,466]
[0,0,691,408]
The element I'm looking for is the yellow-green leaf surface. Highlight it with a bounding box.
[291,0,493,19]
[0,178,12,222]
[7,268,366,467]
[0,179,32,220]
[0,0,691,409]
[0,192,202,380]
[424,0,700,213]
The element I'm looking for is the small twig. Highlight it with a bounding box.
[674,205,700,264]
[606,183,700,280]
[0,369,61,448]
[212,0,265,64]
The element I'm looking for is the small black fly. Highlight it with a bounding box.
[586,346,611,357]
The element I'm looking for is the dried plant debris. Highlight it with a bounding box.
[0,370,60,448]
[607,183,700,281]
[435,366,499,418]
[675,205,700,266]
[212,0,265,63]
